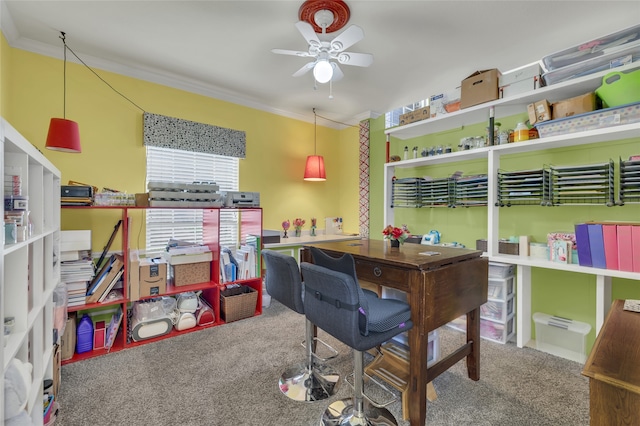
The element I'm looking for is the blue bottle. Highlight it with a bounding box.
[76,314,94,354]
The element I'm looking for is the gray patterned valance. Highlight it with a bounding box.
[143,112,246,158]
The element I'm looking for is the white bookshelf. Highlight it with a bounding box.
[1,118,61,424]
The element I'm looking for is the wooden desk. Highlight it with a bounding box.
[302,239,488,426]
[582,299,640,426]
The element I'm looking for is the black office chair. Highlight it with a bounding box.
[262,249,340,402]
[301,262,413,425]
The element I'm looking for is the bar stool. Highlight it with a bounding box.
[301,262,413,425]
[309,247,379,299]
[262,249,340,402]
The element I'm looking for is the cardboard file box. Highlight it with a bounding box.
[460,69,500,109]
[171,261,211,286]
[499,63,542,99]
[551,92,597,120]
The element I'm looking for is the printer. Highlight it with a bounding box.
[223,191,260,207]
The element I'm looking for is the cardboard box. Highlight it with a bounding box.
[552,92,597,119]
[171,261,211,286]
[135,193,150,207]
[60,313,76,361]
[399,106,430,125]
[527,100,552,125]
[129,250,167,300]
[499,63,542,98]
[429,87,461,117]
[140,257,167,296]
[460,69,500,109]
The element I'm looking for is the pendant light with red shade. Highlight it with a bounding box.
[304,108,326,181]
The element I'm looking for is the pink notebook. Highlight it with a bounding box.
[617,225,633,272]
[632,226,640,273]
[602,224,618,270]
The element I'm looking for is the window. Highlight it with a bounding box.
[385,99,429,128]
[145,146,239,254]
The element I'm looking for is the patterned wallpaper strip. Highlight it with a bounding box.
[143,112,246,158]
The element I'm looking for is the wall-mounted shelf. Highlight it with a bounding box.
[383,65,640,359]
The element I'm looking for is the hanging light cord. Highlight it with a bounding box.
[61,32,67,118]
[60,31,146,113]
[313,108,317,155]
[315,112,359,128]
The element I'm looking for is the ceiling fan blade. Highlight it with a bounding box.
[331,63,344,82]
[292,62,315,77]
[271,48,311,57]
[295,21,321,48]
[330,25,364,52]
[335,51,373,67]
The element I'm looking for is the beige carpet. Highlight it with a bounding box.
[57,301,589,425]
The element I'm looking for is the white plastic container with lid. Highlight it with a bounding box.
[533,312,591,363]
[513,122,529,142]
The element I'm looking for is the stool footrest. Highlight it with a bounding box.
[302,338,339,362]
[345,371,398,408]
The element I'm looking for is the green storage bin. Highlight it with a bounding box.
[595,69,640,107]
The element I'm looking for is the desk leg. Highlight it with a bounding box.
[466,307,480,381]
[407,324,427,426]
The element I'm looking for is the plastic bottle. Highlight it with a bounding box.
[76,314,94,354]
[514,122,529,142]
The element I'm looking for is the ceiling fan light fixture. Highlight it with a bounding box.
[313,60,333,83]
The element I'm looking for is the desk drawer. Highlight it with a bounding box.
[355,259,410,291]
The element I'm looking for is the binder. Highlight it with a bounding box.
[633,226,640,273]
[602,224,619,270]
[617,225,633,272]
[574,223,592,267]
[587,224,606,269]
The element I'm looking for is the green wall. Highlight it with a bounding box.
[368,114,639,351]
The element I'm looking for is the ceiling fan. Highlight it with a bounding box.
[272,0,373,84]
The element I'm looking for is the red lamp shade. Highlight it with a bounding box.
[304,155,326,181]
[45,118,81,153]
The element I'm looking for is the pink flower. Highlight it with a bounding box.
[282,220,290,231]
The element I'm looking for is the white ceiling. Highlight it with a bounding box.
[2,1,639,126]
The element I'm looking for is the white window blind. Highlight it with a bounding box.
[145,146,239,254]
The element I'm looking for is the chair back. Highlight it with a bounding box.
[262,249,304,314]
[309,246,358,283]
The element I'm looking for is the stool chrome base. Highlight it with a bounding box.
[279,363,340,402]
[321,398,397,426]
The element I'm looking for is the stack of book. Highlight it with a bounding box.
[61,250,94,307]
[61,230,94,307]
[86,254,125,304]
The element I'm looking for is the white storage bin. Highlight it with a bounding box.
[481,294,514,322]
[382,286,440,367]
[533,312,591,363]
[487,276,515,301]
[488,261,515,278]
[447,314,515,344]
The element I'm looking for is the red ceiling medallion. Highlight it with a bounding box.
[298,0,350,33]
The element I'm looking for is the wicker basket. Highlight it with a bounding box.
[220,285,258,323]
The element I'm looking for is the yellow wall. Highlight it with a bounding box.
[1,36,363,247]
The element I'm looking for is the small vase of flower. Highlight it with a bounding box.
[293,218,305,237]
[282,220,290,238]
[383,225,410,249]
[310,217,317,236]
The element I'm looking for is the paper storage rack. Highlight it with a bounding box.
[618,157,640,205]
[496,168,548,207]
[391,177,453,208]
[545,160,615,207]
[453,174,488,207]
